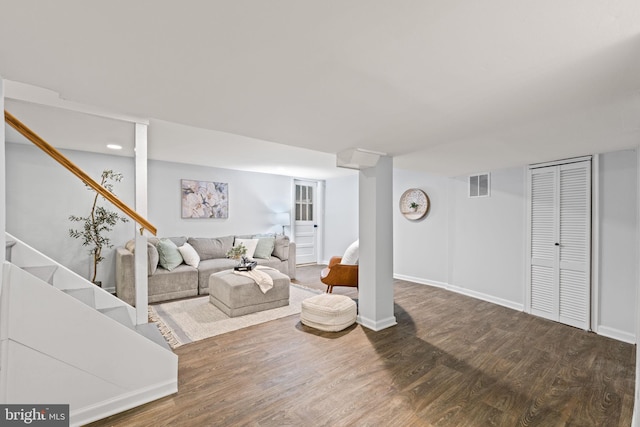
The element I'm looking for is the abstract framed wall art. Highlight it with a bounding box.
[181,179,229,219]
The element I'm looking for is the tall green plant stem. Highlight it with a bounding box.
[88,174,105,283]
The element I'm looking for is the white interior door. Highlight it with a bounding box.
[529,160,591,330]
[294,181,317,264]
[530,167,558,320]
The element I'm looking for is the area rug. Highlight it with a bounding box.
[149,283,320,348]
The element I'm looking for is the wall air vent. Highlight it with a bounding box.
[469,173,490,198]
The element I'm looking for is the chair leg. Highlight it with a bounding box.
[326,285,333,293]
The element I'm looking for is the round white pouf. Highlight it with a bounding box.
[301,293,357,332]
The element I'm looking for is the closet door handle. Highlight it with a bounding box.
[554,243,560,246]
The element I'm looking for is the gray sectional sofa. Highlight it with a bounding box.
[115,234,296,306]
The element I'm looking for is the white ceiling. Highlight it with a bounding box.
[1,1,639,177]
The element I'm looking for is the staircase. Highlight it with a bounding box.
[1,233,178,426]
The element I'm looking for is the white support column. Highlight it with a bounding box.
[0,78,6,271]
[134,123,149,325]
[357,155,396,331]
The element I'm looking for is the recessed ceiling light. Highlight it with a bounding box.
[107,144,123,150]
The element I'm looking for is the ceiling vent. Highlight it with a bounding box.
[469,173,490,198]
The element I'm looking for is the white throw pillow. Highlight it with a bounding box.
[234,238,259,259]
[341,239,359,265]
[178,242,200,268]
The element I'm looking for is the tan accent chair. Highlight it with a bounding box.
[320,256,358,293]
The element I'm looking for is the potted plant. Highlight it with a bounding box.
[69,169,129,286]
[409,201,420,211]
[226,243,247,261]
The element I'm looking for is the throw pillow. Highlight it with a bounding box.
[157,238,184,271]
[253,237,276,259]
[341,239,359,265]
[124,239,159,275]
[234,238,259,259]
[178,242,200,268]
[273,235,290,260]
[146,242,160,275]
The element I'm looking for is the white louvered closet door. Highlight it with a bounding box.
[529,160,591,330]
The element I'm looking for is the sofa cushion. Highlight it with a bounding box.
[148,236,187,247]
[273,235,290,261]
[124,239,160,275]
[254,236,276,259]
[157,238,184,271]
[188,236,234,260]
[196,258,238,294]
[148,264,198,303]
[178,242,200,268]
[255,256,285,272]
[169,236,188,247]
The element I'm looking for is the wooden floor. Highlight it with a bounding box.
[88,266,635,426]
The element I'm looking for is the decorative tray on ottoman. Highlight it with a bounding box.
[234,261,257,271]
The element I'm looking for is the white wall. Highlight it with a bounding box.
[597,149,637,341]
[0,79,5,269]
[6,144,296,288]
[393,168,449,285]
[6,143,135,288]
[147,159,292,238]
[392,166,526,309]
[448,167,526,308]
[323,174,358,262]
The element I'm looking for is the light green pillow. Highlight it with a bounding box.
[157,238,184,271]
[253,237,276,259]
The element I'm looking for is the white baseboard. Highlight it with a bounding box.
[393,274,524,312]
[395,273,448,288]
[596,325,636,344]
[71,379,177,427]
[446,284,524,312]
[357,315,397,331]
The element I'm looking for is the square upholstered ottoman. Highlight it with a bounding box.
[209,269,290,317]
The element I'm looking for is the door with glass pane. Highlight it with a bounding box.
[294,181,317,264]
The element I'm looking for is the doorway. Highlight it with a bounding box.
[527,157,592,330]
[294,180,318,264]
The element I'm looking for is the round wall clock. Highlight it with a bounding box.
[399,188,430,220]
